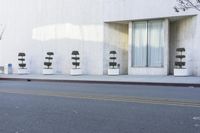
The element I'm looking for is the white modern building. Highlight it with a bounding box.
[0,0,200,76]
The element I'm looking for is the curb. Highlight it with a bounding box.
[0,77,199,87]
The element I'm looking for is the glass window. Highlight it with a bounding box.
[132,21,148,67]
[132,20,164,67]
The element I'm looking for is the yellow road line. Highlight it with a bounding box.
[0,88,200,108]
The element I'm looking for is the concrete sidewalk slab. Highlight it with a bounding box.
[0,74,200,87]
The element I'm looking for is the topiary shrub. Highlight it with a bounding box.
[175,48,186,69]
[18,52,26,69]
[44,52,54,69]
[71,51,80,69]
[109,51,117,69]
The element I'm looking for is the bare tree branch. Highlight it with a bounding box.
[0,24,5,40]
[174,0,200,12]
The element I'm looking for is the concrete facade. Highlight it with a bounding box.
[0,0,104,75]
[0,0,200,76]
[104,0,200,76]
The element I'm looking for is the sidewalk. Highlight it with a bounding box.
[0,74,200,86]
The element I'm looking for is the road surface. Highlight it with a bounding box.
[0,80,199,133]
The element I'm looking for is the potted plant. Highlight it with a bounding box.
[174,48,190,76]
[70,51,82,75]
[43,52,54,75]
[18,52,29,74]
[108,51,119,75]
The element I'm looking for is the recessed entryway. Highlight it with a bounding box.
[103,22,129,75]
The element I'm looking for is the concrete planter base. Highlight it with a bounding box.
[108,69,119,76]
[174,68,190,77]
[70,69,82,76]
[18,69,29,75]
[43,69,54,75]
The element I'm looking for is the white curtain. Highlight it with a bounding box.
[132,20,164,67]
[132,22,147,67]
[148,20,164,67]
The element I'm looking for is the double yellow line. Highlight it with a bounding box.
[0,88,200,108]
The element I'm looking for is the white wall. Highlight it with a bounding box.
[103,0,199,21]
[191,17,200,76]
[0,0,104,75]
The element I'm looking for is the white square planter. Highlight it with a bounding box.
[18,69,29,75]
[108,69,119,76]
[43,69,54,75]
[70,69,82,76]
[174,68,190,77]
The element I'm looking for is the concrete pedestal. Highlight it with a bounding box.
[108,69,119,76]
[18,69,29,75]
[43,69,54,75]
[174,68,190,77]
[70,69,82,76]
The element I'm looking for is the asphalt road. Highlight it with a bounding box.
[0,80,200,133]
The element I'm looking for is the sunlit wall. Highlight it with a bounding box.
[0,0,104,74]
